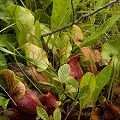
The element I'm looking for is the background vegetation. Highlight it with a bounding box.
[0,0,120,120]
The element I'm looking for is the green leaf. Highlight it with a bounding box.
[79,72,96,109]
[65,76,78,98]
[0,0,14,23]
[53,109,61,120]
[0,46,56,78]
[35,20,41,38]
[40,24,61,62]
[23,43,49,72]
[0,116,10,120]
[29,23,61,64]
[80,15,120,47]
[56,101,62,106]
[0,96,10,109]
[60,33,72,65]
[23,43,53,92]
[0,0,14,7]
[93,65,111,104]
[64,85,76,93]
[101,39,120,60]
[78,85,90,99]
[28,35,43,48]
[51,0,71,30]
[40,24,56,48]
[51,0,81,30]
[83,60,90,67]
[52,78,63,94]
[59,94,66,101]
[0,46,14,55]
[99,95,106,103]
[5,5,34,36]
[58,64,70,82]
[95,0,107,10]
[18,25,27,49]
[37,9,50,24]
[0,69,25,99]
[37,81,54,92]
[70,25,84,42]
[101,39,120,85]
[68,33,85,62]
[0,52,7,71]
[37,107,49,120]
[0,34,17,52]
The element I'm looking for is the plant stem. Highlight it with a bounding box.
[112,3,117,40]
[111,59,119,100]
[20,0,26,8]
[107,58,117,101]
[0,22,17,33]
[78,106,82,120]
[90,104,95,120]
[0,85,17,106]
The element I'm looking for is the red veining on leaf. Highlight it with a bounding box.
[29,64,48,82]
[14,82,25,96]
[13,90,47,116]
[0,69,25,97]
[69,55,83,83]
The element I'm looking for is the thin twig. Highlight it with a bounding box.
[71,0,75,23]
[41,0,118,37]
[0,85,17,106]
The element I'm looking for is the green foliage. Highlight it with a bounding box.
[28,35,43,48]
[79,72,96,109]
[95,0,108,10]
[37,107,61,120]
[82,60,90,67]
[51,0,71,30]
[80,15,120,47]
[101,39,120,60]
[0,0,120,119]
[0,34,16,52]
[60,33,72,65]
[93,65,111,104]
[0,116,10,120]
[18,26,27,49]
[0,0,14,24]
[64,85,76,93]
[58,64,70,82]
[5,5,34,36]
[0,96,10,109]
[37,107,49,120]
[0,52,7,71]
[53,109,61,120]
[65,76,78,99]
[78,85,90,99]
[101,38,120,100]
[0,69,25,99]
[35,20,41,39]
[99,95,106,103]
[23,43,49,72]
[68,33,85,62]
[37,9,51,24]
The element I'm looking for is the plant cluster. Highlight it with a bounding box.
[0,0,120,120]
